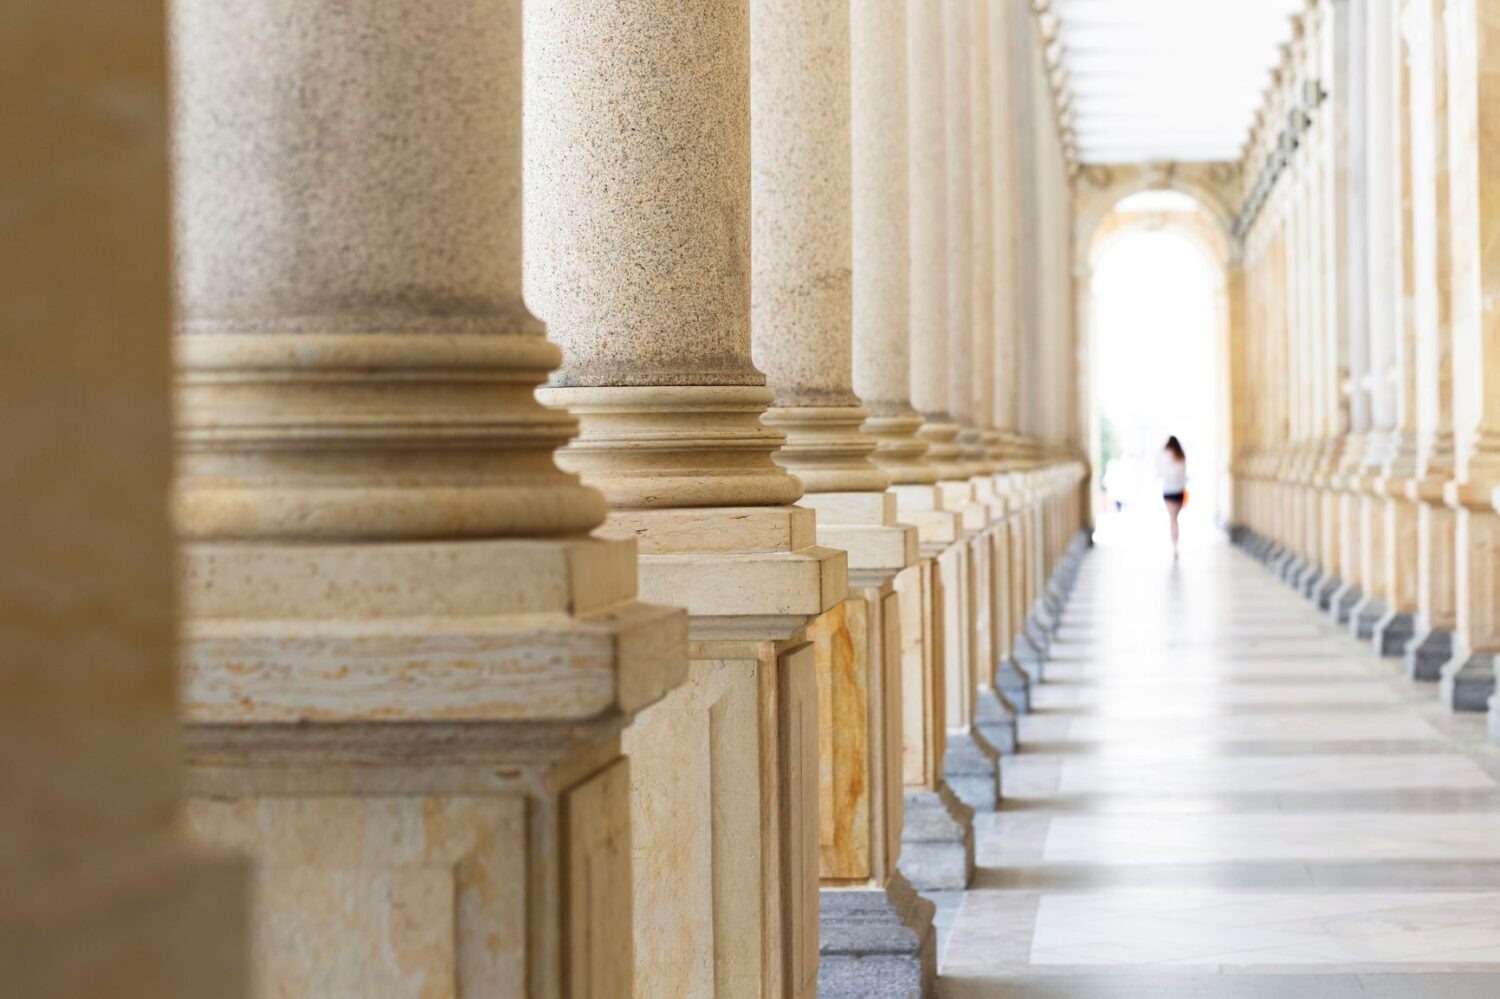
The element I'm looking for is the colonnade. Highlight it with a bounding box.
[15,0,1088,996]
[1232,0,1500,738]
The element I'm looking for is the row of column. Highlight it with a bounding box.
[1232,0,1500,741]
[15,0,1088,996]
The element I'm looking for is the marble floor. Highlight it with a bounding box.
[935,521,1500,997]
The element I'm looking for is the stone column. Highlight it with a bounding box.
[6,2,246,993]
[747,0,934,990]
[1353,0,1402,639]
[1374,0,1426,656]
[1441,0,1500,713]
[172,2,689,995]
[1401,0,1462,681]
[905,0,998,820]
[971,0,1032,744]
[525,3,846,994]
[944,0,980,472]
[854,0,975,897]
[1330,0,1371,621]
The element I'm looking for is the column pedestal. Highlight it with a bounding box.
[182,536,685,998]
[608,505,846,999]
[817,873,937,999]
[898,785,976,891]
[894,558,976,892]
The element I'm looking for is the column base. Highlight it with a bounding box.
[1024,612,1053,655]
[1015,628,1047,683]
[995,657,1033,715]
[1373,609,1417,658]
[1329,583,1362,625]
[1349,595,1386,640]
[1281,554,1307,585]
[1440,653,1496,712]
[817,872,936,999]
[942,726,1001,812]
[1404,627,1454,682]
[1299,566,1326,602]
[1311,573,1341,611]
[974,684,1019,754]
[899,784,976,890]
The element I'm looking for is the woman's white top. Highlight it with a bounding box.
[1157,453,1187,494]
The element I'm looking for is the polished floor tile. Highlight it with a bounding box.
[938,529,1500,996]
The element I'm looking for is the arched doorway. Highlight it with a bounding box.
[1074,180,1236,548]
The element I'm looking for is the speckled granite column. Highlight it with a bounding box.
[750,0,885,497]
[909,0,1002,818]
[171,1,687,993]
[526,3,800,512]
[852,0,974,903]
[525,2,846,994]
[908,0,965,483]
[1440,0,1500,714]
[968,0,1001,474]
[1402,0,1459,682]
[944,0,983,473]
[7,2,245,992]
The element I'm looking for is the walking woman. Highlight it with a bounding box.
[1158,436,1187,557]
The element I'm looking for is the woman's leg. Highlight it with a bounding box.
[1166,499,1181,550]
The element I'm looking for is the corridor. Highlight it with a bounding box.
[939,522,1500,997]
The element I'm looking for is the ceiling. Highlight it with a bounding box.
[1051,0,1305,165]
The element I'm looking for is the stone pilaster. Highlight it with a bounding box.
[6,3,246,993]
[525,2,845,993]
[171,3,689,996]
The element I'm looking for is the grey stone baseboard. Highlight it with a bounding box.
[974,685,1019,754]
[1329,583,1361,624]
[1311,573,1340,610]
[900,783,975,891]
[1440,653,1496,712]
[1299,566,1325,601]
[1404,627,1453,682]
[942,726,1001,812]
[1373,609,1417,658]
[994,657,1032,715]
[818,873,937,999]
[1350,596,1387,640]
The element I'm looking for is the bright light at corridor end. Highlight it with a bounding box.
[1053,0,1304,164]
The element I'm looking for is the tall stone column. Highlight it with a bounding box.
[525,2,846,994]
[854,0,975,897]
[1374,1,1425,656]
[966,0,1028,757]
[6,2,245,993]
[944,0,979,472]
[171,2,689,995]
[747,0,933,990]
[1353,0,1403,639]
[1330,0,1371,621]
[989,0,1026,702]
[906,0,998,819]
[1401,0,1461,681]
[1440,0,1500,713]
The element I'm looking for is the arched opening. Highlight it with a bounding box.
[1079,187,1233,550]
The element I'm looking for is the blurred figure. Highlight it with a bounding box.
[1158,436,1187,557]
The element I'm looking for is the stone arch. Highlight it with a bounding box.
[1073,161,1240,273]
